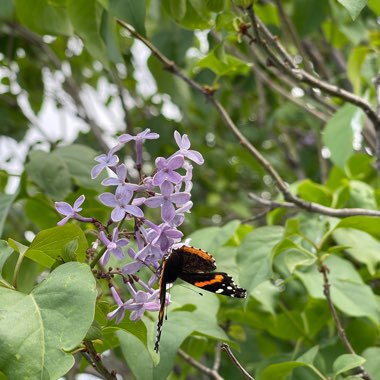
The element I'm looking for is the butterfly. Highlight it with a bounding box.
[154,245,246,352]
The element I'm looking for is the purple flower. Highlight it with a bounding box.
[99,187,144,221]
[171,201,193,227]
[145,220,183,252]
[107,287,128,324]
[122,245,161,274]
[152,155,184,186]
[173,131,204,165]
[99,227,128,266]
[119,129,159,168]
[55,195,86,226]
[125,289,161,321]
[101,164,140,192]
[91,145,121,179]
[144,181,191,222]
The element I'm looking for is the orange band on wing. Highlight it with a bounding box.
[194,274,224,287]
[178,246,215,262]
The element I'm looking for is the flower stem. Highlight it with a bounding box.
[90,247,107,269]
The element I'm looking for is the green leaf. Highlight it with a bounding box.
[296,345,319,364]
[166,0,213,30]
[296,255,380,324]
[189,220,241,252]
[261,346,319,379]
[362,347,380,379]
[14,0,73,35]
[197,45,251,78]
[345,153,375,180]
[54,144,105,189]
[0,262,96,379]
[25,151,72,200]
[335,216,380,240]
[292,0,328,36]
[322,104,362,168]
[117,330,154,380]
[337,0,368,20]
[0,0,13,19]
[332,228,380,275]
[24,195,60,230]
[274,239,316,273]
[347,46,370,94]
[0,99,29,142]
[67,0,109,67]
[25,224,88,268]
[368,0,380,14]
[298,179,333,206]
[0,240,14,288]
[237,226,284,293]
[251,281,280,315]
[153,286,231,380]
[0,193,16,238]
[100,10,124,63]
[109,0,146,37]
[162,0,187,22]
[333,354,365,378]
[261,361,311,380]
[205,0,225,12]
[348,180,377,209]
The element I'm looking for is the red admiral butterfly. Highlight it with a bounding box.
[154,246,246,352]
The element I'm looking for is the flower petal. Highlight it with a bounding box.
[125,205,144,218]
[55,202,73,216]
[99,193,117,207]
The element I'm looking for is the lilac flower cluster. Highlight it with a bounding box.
[55,130,203,322]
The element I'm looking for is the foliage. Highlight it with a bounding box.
[0,0,380,379]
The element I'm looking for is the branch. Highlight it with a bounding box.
[117,20,380,218]
[178,349,224,380]
[221,343,255,380]
[82,341,117,380]
[273,0,313,74]
[248,193,297,210]
[210,30,330,122]
[246,8,380,133]
[319,265,373,380]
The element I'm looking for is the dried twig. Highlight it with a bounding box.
[221,343,255,380]
[319,265,373,380]
[178,348,224,380]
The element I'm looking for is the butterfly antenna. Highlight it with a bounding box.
[179,283,204,296]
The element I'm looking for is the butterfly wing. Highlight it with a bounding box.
[179,272,246,298]
[174,246,216,273]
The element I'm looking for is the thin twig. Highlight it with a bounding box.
[247,10,380,132]
[319,265,373,380]
[82,341,117,380]
[117,20,380,218]
[221,343,255,380]
[212,343,222,372]
[248,193,297,210]
[178,349,224,380]
[210,30,330,122]
[273,0,312,73]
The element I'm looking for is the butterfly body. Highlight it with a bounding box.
[154,246,246,352]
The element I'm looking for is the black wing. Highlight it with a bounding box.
[179,272,246,298]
